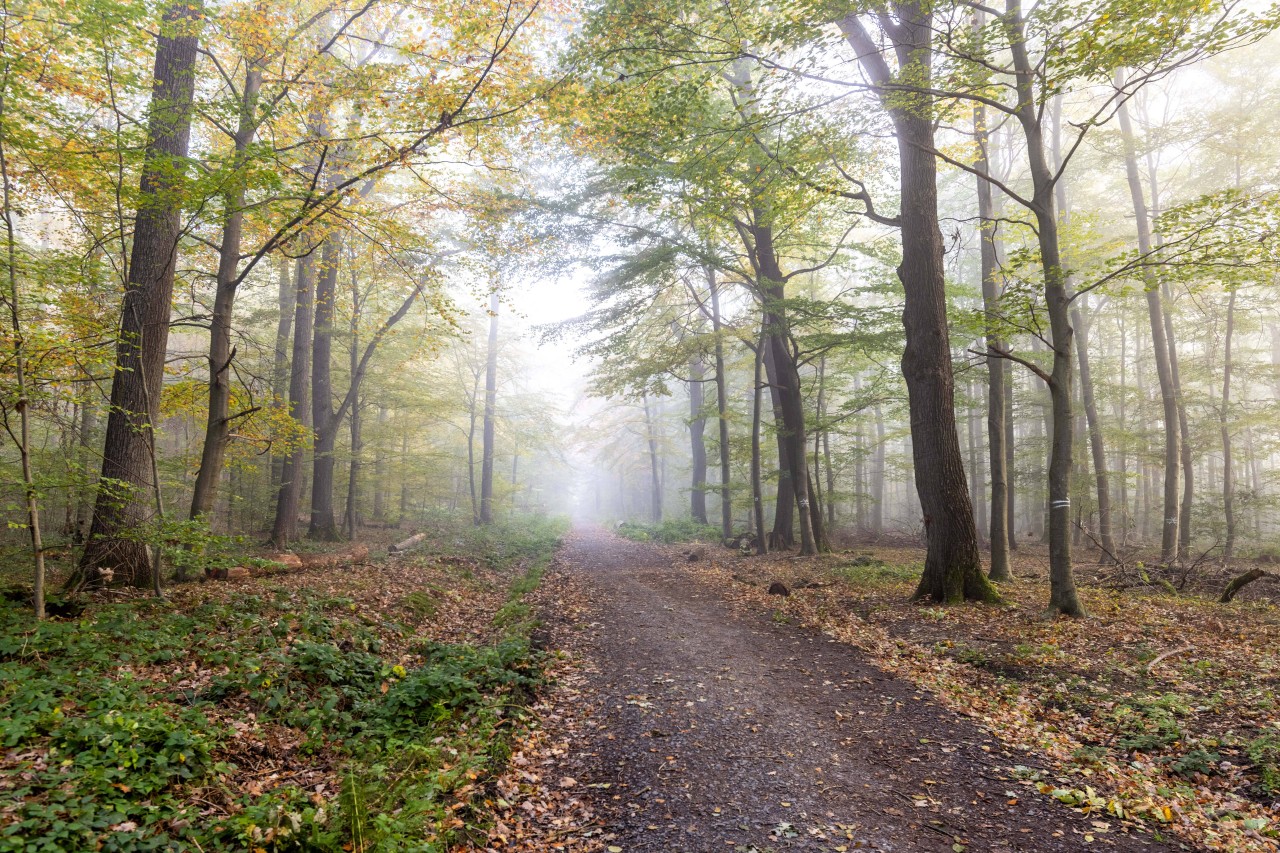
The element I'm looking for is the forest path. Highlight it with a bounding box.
[538,527,1176,853]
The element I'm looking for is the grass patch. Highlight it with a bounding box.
[615,519,720,544]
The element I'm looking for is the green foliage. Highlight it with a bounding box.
[1109,694,1192,753]
[615,518,719,543]
[1247,730,1280,794]
[0,521,564,852]
[834,556,920,587]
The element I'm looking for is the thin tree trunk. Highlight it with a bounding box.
[372,406,387,522]
[0,85,46,615]
[270,257,294,492]
[872,405,885,536]
[479,290,499,524]
[76,3,203,588]
[1221,288,1237,560]
[643,395,662,523]
[399,428,410,521]
[1117,78,1180,564]
[271,252,316,547]
[976,97,1011,580]
[189,64,262,520]
[1006,365,1017,549]
[688,348,708,524]
[1008,1,1081,615]
[74,393,99,542]
[708,269,733,539]
[751,313,767,554]
[308,239,343,540]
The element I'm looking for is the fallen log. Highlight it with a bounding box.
[1220,567,1275,603]
[389,532,427,554]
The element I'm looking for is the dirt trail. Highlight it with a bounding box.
[541,528,1180,852]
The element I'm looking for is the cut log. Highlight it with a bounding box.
[389,532,427,554]
[1220,568,1274,603]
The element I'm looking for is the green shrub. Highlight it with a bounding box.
[1247,730,1280,793]
[615,519,719,543]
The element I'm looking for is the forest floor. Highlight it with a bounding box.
[487,528,1280,853]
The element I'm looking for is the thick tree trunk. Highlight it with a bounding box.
[308,239,343,541]
[1117,83,1180,564]
[189,65,262,521]
[1221,288,1237,560]
[688,350,708,524]
[76,3,203,588]
[842,6,994,601]
[708,270,733,538]
[479,290,499,525]
[271,252,316,546]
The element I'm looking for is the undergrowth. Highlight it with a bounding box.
[614,519,719,544]
[0,515,567,852]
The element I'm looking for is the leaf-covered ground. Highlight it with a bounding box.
[0,518,566,852]
[704,545,1280,851]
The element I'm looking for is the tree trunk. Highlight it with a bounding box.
[974,31,1011,580]
[271,252,316,547]
[708,269,733,539]
[74,393,99,542]
[399,428,410,522]
[1005,366,1017,549]
[270,257,294,492]
[1221,288,1237,560]
[872,405,885,536]
[643,395,662,523]
[76,3,203,588]
[189,65,262,521]
[688,349,709,524]
[372,406,388,522]
[308,239,343,541]
[763,337,794,549]
[479,290,499,524]
[1008,2,1081,615]
[751,313,768,554]
[344,299,362,539]
[1117,79,1180,564]
[841,6,995,602]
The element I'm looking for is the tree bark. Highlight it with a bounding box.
[643,395,662,522]
[189,64,262,521]
[270,251,316,547]
[751,312,768,554]
[1117,78,1180,564]
[76,2,203,588]
[1007,0,1081,615]
[688,347,708,524]
[308,239,343,540]
[479,290,499,524]
[841,6,995,601]
[372,406,388,521]
[270,257,294,492]
[1221,288,1237,560]
[708,269,733,538]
